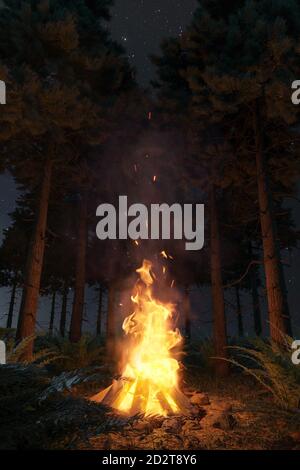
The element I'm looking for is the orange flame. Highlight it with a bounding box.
[91,260,190,416]
[118,260,182,415]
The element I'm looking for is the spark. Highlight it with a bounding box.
[160,250,174,260]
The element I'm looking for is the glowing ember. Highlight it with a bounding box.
[91,259,190,416]
[160,250,174,260]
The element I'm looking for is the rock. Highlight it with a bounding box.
[190,405,201,416]
[151,416,165,428]
[190,393,210,406]
[213,411,237,431]
[189,405,206,419]
[161,417,182,433]
[132,420,152,432]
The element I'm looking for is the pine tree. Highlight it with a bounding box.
[0,1,136,355]
[183,0,300,344]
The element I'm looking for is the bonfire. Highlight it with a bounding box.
[91,259,191,416]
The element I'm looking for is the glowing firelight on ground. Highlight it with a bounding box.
[90,260,190,416]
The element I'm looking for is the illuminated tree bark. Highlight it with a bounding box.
[16,158,53,358]
[254,101,287,343]
[210,185,229,377]
[248,242,262,336]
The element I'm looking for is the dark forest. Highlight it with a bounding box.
[0,0,300,453]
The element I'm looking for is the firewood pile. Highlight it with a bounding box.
[91,377,192,416]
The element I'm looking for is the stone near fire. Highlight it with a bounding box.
[161,417,182,433]
[212,411,237,431]
[190,392,210,406]
[190,405,201,416]
[132,420,153,432]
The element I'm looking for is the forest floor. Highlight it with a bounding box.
[1,363,300,450]
[78,371,300,451]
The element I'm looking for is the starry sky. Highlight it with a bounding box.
[110,0,198,85]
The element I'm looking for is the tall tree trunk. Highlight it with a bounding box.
[248,242,262,336]
[235,285,244,337]
[6,277,17,329]
[49,291,56,335]
[60,284,68,337]
[254,101,286,343]
[279,263,293,336]
[183,286,191,342]
[69,194,87,343]
[16,158,53,357]
[106,281,117,358]
[210,186,229,377]
[96,284,103,336]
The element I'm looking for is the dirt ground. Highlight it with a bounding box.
[74,370,300,451]
[1,365,300,450]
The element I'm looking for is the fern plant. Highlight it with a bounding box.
[6,335,61,366]
[222,336,300,411]
[51,335,106,371]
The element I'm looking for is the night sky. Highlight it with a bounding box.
[110,0,198,85]
[0,0,299,334]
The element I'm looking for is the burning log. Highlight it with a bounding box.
[156,391,175,415]
[171,387,192,414]
[91,377,134,406]
[130,379,150,415]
